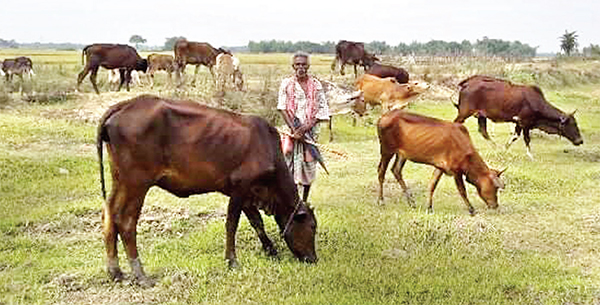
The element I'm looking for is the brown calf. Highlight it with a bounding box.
[146,53,175,88]
[97,95,317,285]
[173,39,230,86]
[377,110,505,215]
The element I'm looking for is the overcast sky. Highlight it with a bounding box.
[1,0,598,53]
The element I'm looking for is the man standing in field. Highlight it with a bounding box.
[277,52,330,202]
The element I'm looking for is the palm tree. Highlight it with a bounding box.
[559,30,578,56]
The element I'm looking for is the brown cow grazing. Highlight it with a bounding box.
[331,40,380,78]
[366,63,409,84]
[356,74,429,111]
[321,80,366,142]
[77,44,148,94]
[146,53,175,88]
[454,75,583,159]
[173,39,230,87]
[97,95,317,285]
[377,110,505,215]
[2,56,34,83]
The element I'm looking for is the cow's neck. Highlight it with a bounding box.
[464,153,490,185]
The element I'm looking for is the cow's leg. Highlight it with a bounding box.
[242,205,277,256]
[90,67,100,94]
[331,57,338,73]
[77,66,91,91]
[116,185,150,285]
[225,196,244,268]
[390,155,415,207]
[505,125,522,149]
[353,64,358,78]
[191,65,200,87]
[377,151,395,203]
[523,128,534,160]
[328,117,334,142]
[340,63,346,76]
[102,186,123,281]
[427,169,444,213]
[454,174,476,215]
[477,115,495,143]
[149,71,155,89]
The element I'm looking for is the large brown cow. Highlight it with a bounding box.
[454,75,583,158]
[366,63,409,84]
[173,39,230,86]
[77,44,148,94]
[97,95,317,285]
[146,53,175,88]
[378,110,505,215]
[331,40,379,78]
[356,74,429,111]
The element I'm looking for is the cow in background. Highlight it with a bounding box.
[146,53,175,88]
[356,74,429,111]
[320,80,366,142]
[77,44,148,94]
[454,75,583,159]
[97,95,317,285]
[377,110,505,215]
[331,40,379,78]
[366,63,409,84]
[215,53,235,92]
[2,56,34,83]
[173,39,231,87]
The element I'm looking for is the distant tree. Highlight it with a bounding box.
[129,35,147,49]
[582,44,600,57]
[163,36,186,51]
[559,30,578,56]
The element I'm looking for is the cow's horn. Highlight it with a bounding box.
[570,109,577,116]
[498,166,508,176]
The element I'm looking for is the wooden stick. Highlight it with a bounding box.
[276,128,351,160]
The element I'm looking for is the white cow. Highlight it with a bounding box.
[107,69,143,91]
[320,79,366,142]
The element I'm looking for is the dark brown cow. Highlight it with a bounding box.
[2,56,34,83]
[378,110,505,215]
[454,75,583,158]
[146,53,175,88]
[77,44,148,94]
[97,95,317,285]
[366,63,409,84]
[173,39,230,86]
[331,40,379,78]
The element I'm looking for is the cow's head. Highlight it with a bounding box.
[136,58,149,73]
[350,92,367,116]
[476,167,506,209]
[282,200,317,263]
[361,54,379,70]
[559,111,583,146]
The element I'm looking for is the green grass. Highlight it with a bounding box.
[1,51,600,304]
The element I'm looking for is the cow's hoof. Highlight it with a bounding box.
[469,209,477,216]
[134,275,155,288]
[227,259,239,269]
[265,246,278,257]
[108,267,124,282]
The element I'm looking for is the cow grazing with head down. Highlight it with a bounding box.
[173,39,231,87]
[77,44,148,94]
[2,56,34,83]
[378,110,505,215]
[215,53,235,92]
[331,40,379,78]
[107,69,143,90]
[366,63,409,84]
[146,53,175,88]
[356,74,429,112]
[320,80,366,142]
[454,75,583,158]
[97,95,317,286]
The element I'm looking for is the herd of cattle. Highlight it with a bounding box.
[2,39,585,285]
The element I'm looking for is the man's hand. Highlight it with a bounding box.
[292,124,312,139]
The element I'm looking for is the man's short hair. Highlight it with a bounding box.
[292,51,310,65]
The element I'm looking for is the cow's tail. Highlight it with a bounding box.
[97,102,126,200]
[81,45,91,66]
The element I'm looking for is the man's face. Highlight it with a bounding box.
[293,56,309,79]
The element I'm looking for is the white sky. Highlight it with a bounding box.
[1,0,598,53]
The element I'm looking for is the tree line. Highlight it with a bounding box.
[246,37,538,58]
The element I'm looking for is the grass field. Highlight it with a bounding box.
[1,50,600,304]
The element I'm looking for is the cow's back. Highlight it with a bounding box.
[379,110,474,171]
[104,95,279,195]
[86,44,139,69]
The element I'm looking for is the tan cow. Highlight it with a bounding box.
[146,53,175,88]
[356,74,429,111]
